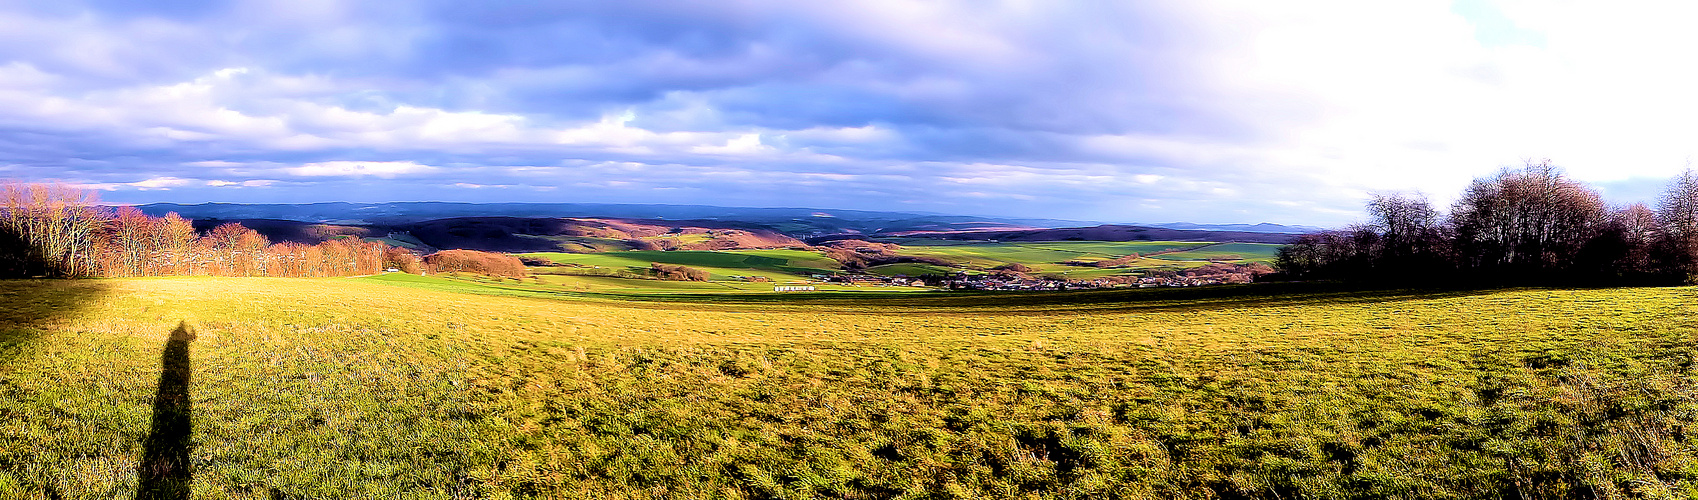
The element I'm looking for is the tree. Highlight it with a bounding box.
[1449,161,1605,281]
[1366,192,1449,281]
[1576,203,1658,283]
[151,213,198,275]
[425,249,527,278]
[384,247,423,274]
[1656,168,1698,281]
[0,182,106,277]
[106,206,157,276]
[202,222,268,276]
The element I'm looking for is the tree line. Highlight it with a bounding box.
[1275,161,1698,286]
[0,182,420,278]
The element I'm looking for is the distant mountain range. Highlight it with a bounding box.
[1142,222,1325,234]
[128,202,1306,253]
[134,202,1318,236]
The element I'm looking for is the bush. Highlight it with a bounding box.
[517,256,558,267]
[650,263,708,281]
[424,249,527,278]
[385,247,424,274]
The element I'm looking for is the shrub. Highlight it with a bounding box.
[424,249,527,278]
[650,263,708,281]
[384,247,424,274]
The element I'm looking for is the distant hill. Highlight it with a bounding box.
[136,202,1307,250]
[186,218,372,245]
[402,217,803,253]
[133,202,1086,237]
[1144,222,1323,234]
[177,216,806,253]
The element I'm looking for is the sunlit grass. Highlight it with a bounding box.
[3,277,1698,497]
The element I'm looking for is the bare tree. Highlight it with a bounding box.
[1366,192,1448,280]
[1449,161,1606,280]
[1655,168,1698,281]
[0,182,108,277]
[106,206,156,276]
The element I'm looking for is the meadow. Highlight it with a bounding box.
[522,250,840,282]
[515,241,1284,287]
[3,275,1698,498]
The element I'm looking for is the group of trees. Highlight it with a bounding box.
[1276,162,1698,286]
[649,263,708,281]
[423,249,527,278]
[0,183,412,279]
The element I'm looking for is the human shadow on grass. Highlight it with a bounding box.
[136,321,194,500]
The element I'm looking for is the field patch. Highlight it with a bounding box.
[1147,242,1281,263]
[521,249,840,283]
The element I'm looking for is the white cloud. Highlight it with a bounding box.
[206,179,277,187]
[1151,0,1698,215]
[690,133,772,155]
[77,176,199,191]
[287,161,436,177]
[19,1,1698,225]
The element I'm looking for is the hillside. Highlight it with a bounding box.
[185,218,373,245]
[4,277,1697,497]
[174,217,807,253]
[401,217,805,253]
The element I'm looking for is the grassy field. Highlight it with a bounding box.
[864,262,959,277]
[888,241,1281,277]
[522,250,839,283]
[4,276,1698,498]
[515,242,1282,285]
[1147,243,1280,263]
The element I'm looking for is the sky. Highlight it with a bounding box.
[0,0,1695,227]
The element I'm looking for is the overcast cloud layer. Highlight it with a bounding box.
[0,0,1693,226]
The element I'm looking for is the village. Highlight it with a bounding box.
[807,270,1256,291]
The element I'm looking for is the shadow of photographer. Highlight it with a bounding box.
[135,321,195,500]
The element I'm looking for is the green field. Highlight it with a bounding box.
[1147,242,1281,263]
[515,242,1283,285]
[887,241,1282,278]
[863,262,958,277]
[892,241,1195,269]
[522,249,840,283]
[5,276,1698,498]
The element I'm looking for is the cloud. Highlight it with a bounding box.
[77,176,199,190]
[206,179,277,187]
[6,0,1698,226]
[286,161,437,177]
[690,133,771,156]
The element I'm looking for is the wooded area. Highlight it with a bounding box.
[1277,161,1698,286]
[0,182,406,278]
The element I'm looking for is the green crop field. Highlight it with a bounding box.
[893,241,1201,269]
[1147,243,1282,263]
[1000,241,1205,256]
[516,242,1282,284]
[863,262,958,277]
[883,241,1280,278]
[521,250,840,283]
[5,276,1698,498]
